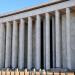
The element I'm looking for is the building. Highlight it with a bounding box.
[0,0,75,71]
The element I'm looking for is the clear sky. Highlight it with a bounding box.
[0,0,48,13]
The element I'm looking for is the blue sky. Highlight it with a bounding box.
[0,0,48,13]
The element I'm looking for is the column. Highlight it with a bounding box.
[35,15,41,70]
[0,23,5,69]
[43,18,46,69]
[12,20,18,69]
[55,10,61,68]
[18,19,25,69]
[5,21,12,68]
[45,13,50,70]
[66,8,71,69]
[52,16,56,68]
[27,17,32,70]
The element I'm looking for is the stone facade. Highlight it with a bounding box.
[0,0,75,71]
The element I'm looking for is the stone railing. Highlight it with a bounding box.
[0,69,74,75]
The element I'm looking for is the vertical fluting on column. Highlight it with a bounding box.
[55,10,61,68]
[18,19,25,69]
[12,20,18,69]
[0,23,5,69]
[5,21,12,68]
[66,8,71,69]
[27,16,32,70]
[35,15,41,70]
[45,13,50,70]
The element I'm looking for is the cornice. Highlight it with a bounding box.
[0,0,66,18]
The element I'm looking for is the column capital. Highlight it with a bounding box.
[13,20,17,24]
[20,18,24,22]
[6,21,10,25]
[45,12,50,16]
[66,8,70,12]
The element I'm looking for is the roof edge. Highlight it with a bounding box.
[0,0,67,18]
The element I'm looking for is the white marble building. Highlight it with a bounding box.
[0,0,75,71]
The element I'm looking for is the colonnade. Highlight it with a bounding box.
[0,8,71,70]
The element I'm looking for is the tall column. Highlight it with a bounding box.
[43,18,46,69]
[66,8,71,69]
[0,23,5,69]
[12,20,18,69]
[27,17,32,70]
[35,15,41,70]
[18,19,25,69]
[52,16,56,68]
[55,10,61,68]
[45,13,50,70]
[5,21,12,68]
